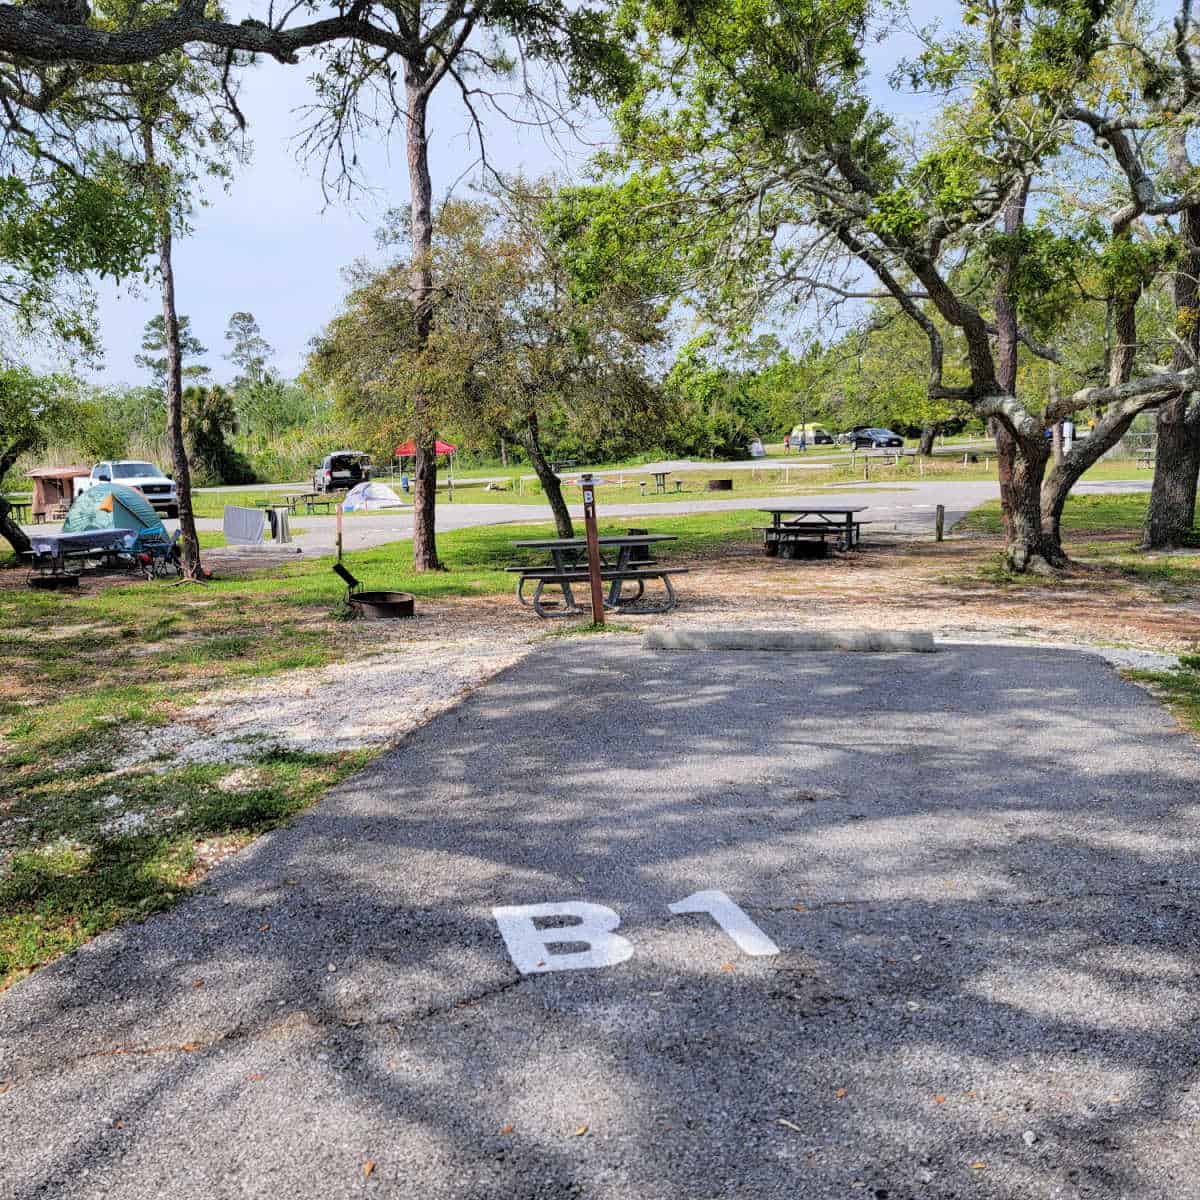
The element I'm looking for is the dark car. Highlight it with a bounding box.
[313,451,372,493]
[847,427,904,449]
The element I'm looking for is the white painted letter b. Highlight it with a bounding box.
[492,901,634,974]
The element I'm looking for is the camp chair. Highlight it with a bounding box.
[134,529,182,580]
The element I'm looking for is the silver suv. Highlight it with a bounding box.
[313,451,372,493]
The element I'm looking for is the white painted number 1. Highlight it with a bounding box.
[668,889,780,957]
[492,890,778,974]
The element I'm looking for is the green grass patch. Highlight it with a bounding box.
[0,749,369,990]
[950,493,1200,594]
[956,492,1167,537]
[544,621,642,637]
[1126,655,1200,736]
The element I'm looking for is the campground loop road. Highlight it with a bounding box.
[3,639,1199,1198]
[194,479,1151,556]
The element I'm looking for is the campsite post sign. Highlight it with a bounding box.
[579,473,604,625]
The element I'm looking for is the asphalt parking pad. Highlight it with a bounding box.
[4,641,1200,1199]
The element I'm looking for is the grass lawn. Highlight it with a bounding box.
[950,493,1200,600]
[0,509,764,991]
[955,492,1171,537]
[449,455,1149,504]
[1127,654,1200,736]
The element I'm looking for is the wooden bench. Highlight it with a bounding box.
[507,564,689,617]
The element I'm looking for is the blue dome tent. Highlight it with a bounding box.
[63,483,166,552]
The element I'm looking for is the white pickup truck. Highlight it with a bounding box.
[87,460,180,518]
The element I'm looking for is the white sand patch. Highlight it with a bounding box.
[115,634,535,770]
[100,810,150,836]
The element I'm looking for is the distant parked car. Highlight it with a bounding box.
[846,427,904,449]
[87,460,179,518]
[313,451,372,493]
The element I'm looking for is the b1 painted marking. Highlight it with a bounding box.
[492,890,778,974]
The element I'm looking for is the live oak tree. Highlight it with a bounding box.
[566,0,1200,571]
[0,101,154,554]
[311,185,666,537]
[1060,2,1200,548]
[0,0,629,573]
[93,8,247,579]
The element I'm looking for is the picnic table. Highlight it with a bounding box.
[757,505,868,558]
[291,491,346,514]
[4,497,30,524]
[508,533,687,618]
[24,528,137,577]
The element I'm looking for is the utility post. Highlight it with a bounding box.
[579,473,605,625]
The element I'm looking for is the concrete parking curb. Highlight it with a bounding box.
[644,628,936,653]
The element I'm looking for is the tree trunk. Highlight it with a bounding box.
[0,438,33,557]
[0,495,30,557]
[1005,434,1063,572]
[918,424,936,456]
[1145,197,1200,547]
[992,177,1030,553]
[1042,409,1143,550]
[1041,279,1147,555]
[405,75,439,571]
[521,412,573,538]
[1144,393,1200,547]
[143,126,201,579]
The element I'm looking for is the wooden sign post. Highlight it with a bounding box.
[336,502,344,564]
[579,473,605,625]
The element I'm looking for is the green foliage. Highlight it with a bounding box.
[311,182,669,468]
[136,314,210,389]
[182,384,255,486]
[0,368,78,483]
[0,157,155,356]
[225,311,273,386]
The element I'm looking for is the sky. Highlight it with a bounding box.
[88,56,602,386]
[86,17,944,389]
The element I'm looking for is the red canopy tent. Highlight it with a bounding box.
[394,439,457,457]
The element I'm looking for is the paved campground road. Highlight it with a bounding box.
[198,479,1152,555]
[3,640,1198,1199]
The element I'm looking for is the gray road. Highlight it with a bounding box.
[212,478,1150,555]
[3,641,1198,1199]
[25,477,1150,554]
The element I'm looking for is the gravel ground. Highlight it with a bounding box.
[116,630,537,768]
[3,640,1199,1199]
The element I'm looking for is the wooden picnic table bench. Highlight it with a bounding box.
[4,497,30,524]
[758,506,868,557]
[509,533,686,617]
[292,491,346,514]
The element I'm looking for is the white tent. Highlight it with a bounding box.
[343,481,405,511]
